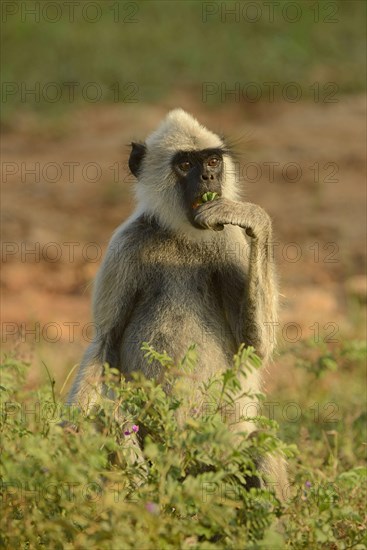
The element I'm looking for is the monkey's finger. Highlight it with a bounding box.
[194,213,220,231]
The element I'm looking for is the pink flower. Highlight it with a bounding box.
[124,424,139,436]
[145,501,159,515]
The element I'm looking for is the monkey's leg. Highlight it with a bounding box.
[66,341,105,412]
[66,318,130,413]
[66,340,147,475]
[237,430,288,501]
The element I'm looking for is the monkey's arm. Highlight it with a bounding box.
[66,227,139,410]
[195,199,278,361]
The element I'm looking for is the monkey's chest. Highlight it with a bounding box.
[145,268,221,310]
[128,269,232,340]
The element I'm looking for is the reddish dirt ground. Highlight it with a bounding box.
[1,96,366,390]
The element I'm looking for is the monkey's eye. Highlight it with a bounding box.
[207,157,220,167]
[178,161,191,172]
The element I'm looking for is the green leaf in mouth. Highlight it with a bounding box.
[201,192,219,203]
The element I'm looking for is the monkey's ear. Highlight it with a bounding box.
[128,142,146,178]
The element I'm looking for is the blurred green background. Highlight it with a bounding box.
[1,0,366,124]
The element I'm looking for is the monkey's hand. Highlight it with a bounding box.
[194,198,271,239]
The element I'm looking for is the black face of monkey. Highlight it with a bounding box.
[171,148,224,226]
[128,143,225,229]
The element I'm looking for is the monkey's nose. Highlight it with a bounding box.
[201,174,209,180]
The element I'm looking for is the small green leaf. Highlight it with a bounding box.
[201,192,219,202]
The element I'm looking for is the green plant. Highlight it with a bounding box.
[1,346,289,548]
[1,339,366,549]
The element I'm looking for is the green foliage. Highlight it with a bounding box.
[283,466,367,549]
[0,346,285,548]
[295,338,367,379]
[1,340,366,549]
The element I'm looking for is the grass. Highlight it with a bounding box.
[1,0,366,125]
[1,340,366,548]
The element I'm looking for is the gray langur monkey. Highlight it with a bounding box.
[67,109,287,497]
